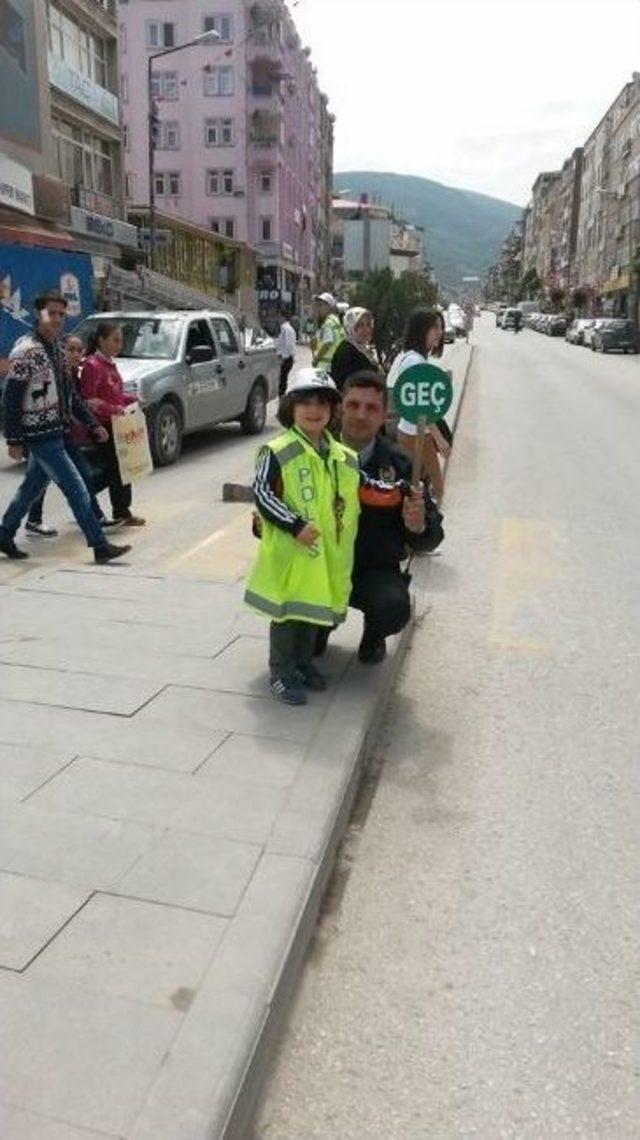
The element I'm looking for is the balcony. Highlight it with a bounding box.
[70,184,119,218]
[249,59,287,104]
[249,109,282,149]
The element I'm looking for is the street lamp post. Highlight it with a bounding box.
[147,30,220,270]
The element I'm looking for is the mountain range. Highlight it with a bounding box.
[334,171,522,293]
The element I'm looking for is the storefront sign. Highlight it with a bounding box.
[0,154,34,216]
[48,53,119,126]
[70,206,138,248]
[258,288,281,302]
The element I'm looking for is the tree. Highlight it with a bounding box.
[352,268,438,366]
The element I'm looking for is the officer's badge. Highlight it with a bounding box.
[379,465,396,483]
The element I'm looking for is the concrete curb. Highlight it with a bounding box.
[222,620,414,1140]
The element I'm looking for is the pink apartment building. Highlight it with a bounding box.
[119,0,334,322]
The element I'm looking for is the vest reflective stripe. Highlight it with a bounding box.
[244,591,346,624]
[275,440,305,466]
[245,428,360,626]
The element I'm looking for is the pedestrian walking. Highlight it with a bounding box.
[24,334,114,537]
[80,322,146,528]
[330,307,376,391]
[245,368,407,705]
[311,292,346,370]
[276,311,297,396]
[0,291,130,563]
[386,309,452,502]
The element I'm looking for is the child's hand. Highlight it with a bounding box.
[296,523,320,547]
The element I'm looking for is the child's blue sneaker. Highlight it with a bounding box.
[295,664,328,691]
[270,674,308,706]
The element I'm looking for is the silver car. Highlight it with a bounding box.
[76,310,279,465]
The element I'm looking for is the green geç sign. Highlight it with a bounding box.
[393,363,453,425]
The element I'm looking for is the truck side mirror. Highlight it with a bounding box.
[187,344,214,365]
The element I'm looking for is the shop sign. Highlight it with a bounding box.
[70,206,138,248]
[258,288,281,302]
[48,53,119,126]
[0,154,34,216]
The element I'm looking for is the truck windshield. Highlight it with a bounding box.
[118,318,180,359]
[81,318,181,359]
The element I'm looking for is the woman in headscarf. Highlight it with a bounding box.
[330,307,376,391]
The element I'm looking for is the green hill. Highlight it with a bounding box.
[334,171,522,292]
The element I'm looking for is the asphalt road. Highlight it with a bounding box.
[253,317,640,1138]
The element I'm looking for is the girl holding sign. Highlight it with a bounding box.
[386,309,452,501]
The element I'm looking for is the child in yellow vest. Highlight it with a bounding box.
[245,368,406,705]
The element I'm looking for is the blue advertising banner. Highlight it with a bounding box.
[0,243,93,357]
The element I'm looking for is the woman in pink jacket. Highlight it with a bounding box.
[81,321,146,527]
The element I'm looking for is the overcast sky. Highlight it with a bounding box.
[288,0,640,206]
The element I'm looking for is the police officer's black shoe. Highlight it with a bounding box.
[358,634,386,665]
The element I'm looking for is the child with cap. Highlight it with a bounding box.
[245,367,406,705]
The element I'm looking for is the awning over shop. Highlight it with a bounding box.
[0,208,76,252]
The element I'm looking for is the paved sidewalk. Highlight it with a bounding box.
[0,343,472,1140]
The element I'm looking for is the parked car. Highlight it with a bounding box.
[547,316,568,337]
[496,303,509,327]
[524,311,543,328]
[566,318,594,345]
[75,310,279,466]
[591,318,638,354]
[448,305,466,336]
[443,316,456,344]
[501,307,522,330]
[583,319,605,348]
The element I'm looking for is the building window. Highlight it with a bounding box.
[123,124,130,150]
[149,70,179,101]
[154,171,181,196]
[145,20,175,49]
[157,121,180,149]
[259,170,273,193]
[203,66,234,97]
[52,118,114,198]
[47,3,108,88]
[204,117,234,146]
[203,14,233,42]
[211,218,235,238]
[120,74,128,102]
[119,23,126,54]
[125,172,134,200]
[206,169,235,195]
[261,217,272,241]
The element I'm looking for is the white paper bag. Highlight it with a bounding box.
[111,406,153,483]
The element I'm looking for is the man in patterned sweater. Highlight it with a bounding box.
[0,290,130,563]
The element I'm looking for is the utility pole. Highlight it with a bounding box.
[147,30,220,270]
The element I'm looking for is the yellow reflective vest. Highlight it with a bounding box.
[245,427,361,626]
[312,313,346,368]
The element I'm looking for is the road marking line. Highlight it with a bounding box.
[489,518,558,653]
[169,509,252,569]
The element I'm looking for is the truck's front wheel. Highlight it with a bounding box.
[240,382,267,435]
[149,401,183,466]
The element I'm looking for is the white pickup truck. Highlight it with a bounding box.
[76,310,279,465]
